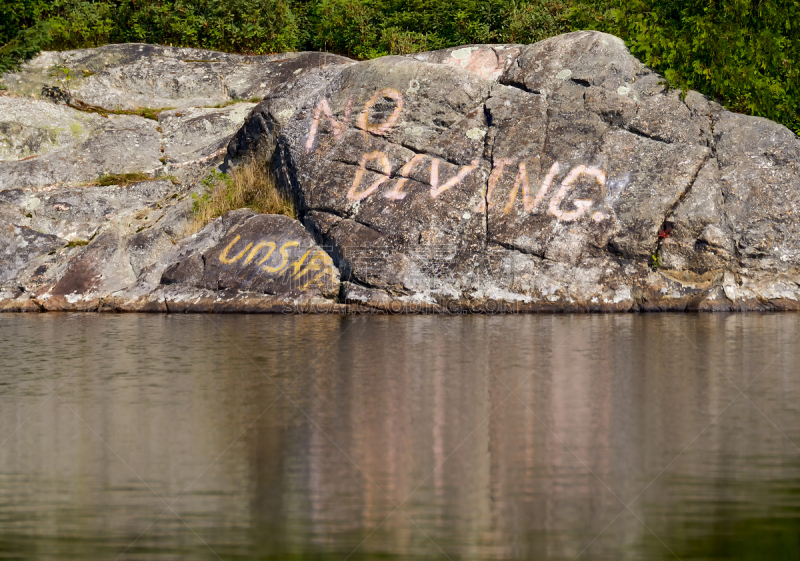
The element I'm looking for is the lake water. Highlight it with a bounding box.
[1,313,799,560]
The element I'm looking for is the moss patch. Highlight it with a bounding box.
[87,172,152,186]
[68,98,172,121]
[202,97,261,109]
[84,173,180,187]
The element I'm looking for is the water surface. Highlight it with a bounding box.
[1,313,800,560]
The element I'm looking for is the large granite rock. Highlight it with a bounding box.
[1,32,799,312]
[0,98,162,190]
[230,30,800,312]
[103,209,341,312]
[3,44,351,110]
[0,44,351,191]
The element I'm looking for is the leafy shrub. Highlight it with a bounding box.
[309,0,384,59]
[1,0,798,135]
[5,0,301,55]
[0,20,50,76]
[572,0,800,135]
[305,0,568,58]
[119,0,300,54]
[45,0,118,48]
[502,1,570,44]
[0,0,52,76]
[382,27,432,56]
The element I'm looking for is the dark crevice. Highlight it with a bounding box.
[350,118,421,144]
[653,220,674,258]
[606,240,624,256]
[488,47,503,73]
[42,86,168,121]
[300,208,386,272]
[347,216,386,236]
[482,106,493,159]
[346,273,412,298]
[625,125,674,144]
[656,151,712,252]
[305,205,348,220]
[673,151,710,212]
[481,99,494,251]
[515,84,544,96]
[694,239,710,252]
[681,95,719,152]
[571,78,591,87]
[679,94,692,114]
[320,210,387,237]
[489,239,548,261]
[342,276,389,292]
[330,146,471,179]
[163,297,171,313]
[498,75,542,97]
[382,142,474,170]
[273,140,306,211]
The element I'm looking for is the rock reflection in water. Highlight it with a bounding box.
[0,314,799,560]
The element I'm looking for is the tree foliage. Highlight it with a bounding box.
[573,0,800,135]
[0,0,797,135]
[40,0,301,54]
[306,0,568,58]
[0,0,52,74]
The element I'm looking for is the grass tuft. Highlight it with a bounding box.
[191,156,295,231]
[67,98,172,121]
[120,107,163,121]
[203,97,262,109]
[84,173,180,187]
[88,172,152,186]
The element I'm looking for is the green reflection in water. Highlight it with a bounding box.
[643,477,800,561]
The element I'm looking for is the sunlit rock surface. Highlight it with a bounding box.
[2,32,799,312]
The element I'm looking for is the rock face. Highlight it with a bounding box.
[2,32,800,312]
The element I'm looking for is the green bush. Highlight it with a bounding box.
[572,0,800,135]
[0,0,301,55]
[0,0,52,75]
[309,0,384,58]
[43,0,302,54]
[0,19,50,75]
[502,1,570,44]
[0,0,797,135]
[305,0,568,58]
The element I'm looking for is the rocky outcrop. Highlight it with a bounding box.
[2,32,799,312]
[103,209,340,313]
[0,44,352,312]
